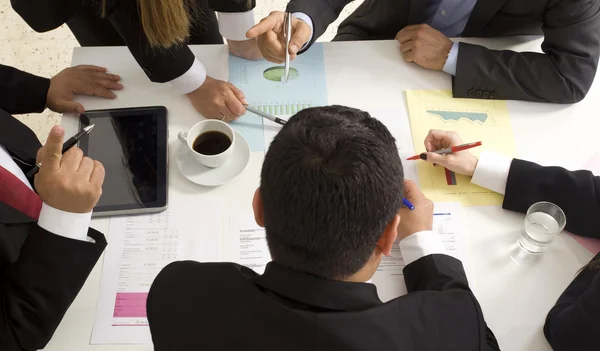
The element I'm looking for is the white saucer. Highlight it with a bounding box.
[175,131,250,187]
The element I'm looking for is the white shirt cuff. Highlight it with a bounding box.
[292,12,313,50]
[471,151,512,195]
[442,42,459,76]
[399,230,446,266]
[168,59,207,95]
[37,203,93,242]
[217,10,255,41]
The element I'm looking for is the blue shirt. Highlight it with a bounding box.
[299,0,478,76]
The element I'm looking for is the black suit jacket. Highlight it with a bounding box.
[12,0,256,84]
[501,158,600,351]
[0,66,107,351]
[287,0,600,103]
[147,256,500,350]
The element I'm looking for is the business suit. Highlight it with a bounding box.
[11,0,255,83]
[0,65,107,350]
[287,0,600,103]
[147,256,500,350]
[499,158,600,351]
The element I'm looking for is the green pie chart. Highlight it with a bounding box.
[263,66,300,82]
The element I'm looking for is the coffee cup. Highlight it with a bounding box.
[178,120,235,168]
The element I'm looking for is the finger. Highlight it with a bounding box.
[91,71,122,82]
[425,129,461,151]
[61,147,84,171]
[423,152,448,167]
[90,160,106,186]
[75,82,118,99]
[400,41,414,54]
[88,77,124,90]
[403,24,429,32]
[78,156,94,175]
[403,180,422,200]
[246,13,283,38]
[395,29,415,44]
[54,100,85,114]
[264,31,286,61]
[227,83,248,106]
[36,147,44,165]
[224,90,245,118]
[403,50,415,62]
[42,126,65,172]
[74,65,108,72]
[289,19,311,54]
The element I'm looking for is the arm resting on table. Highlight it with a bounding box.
[0,225,106,350]
[503,159,600,239]
[454,1,600,103]
[0,65,49,115]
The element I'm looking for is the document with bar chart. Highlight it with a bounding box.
[406,89,516,206]
[91,198,223,344]
[228,44,328,151]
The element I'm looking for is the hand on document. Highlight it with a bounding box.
[396,180,434,240]
[187,76,249,121]
[422,129,479,176]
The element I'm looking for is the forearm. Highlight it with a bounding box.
[0,65,49,114]
[2,225,106,349]
[544,257,600,351]
[453,44,596,103]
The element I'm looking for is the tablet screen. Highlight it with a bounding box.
[79,107,168,215]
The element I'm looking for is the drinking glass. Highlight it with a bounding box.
[518,201,566,254]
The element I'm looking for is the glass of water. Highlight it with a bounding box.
[518,201,566,254]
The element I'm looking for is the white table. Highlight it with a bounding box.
[49,38,600,351]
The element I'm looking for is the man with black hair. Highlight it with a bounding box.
[147,105,500,351]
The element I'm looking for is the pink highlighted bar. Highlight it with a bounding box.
[113,292,149,318]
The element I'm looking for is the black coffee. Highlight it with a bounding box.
[192,131,232,155]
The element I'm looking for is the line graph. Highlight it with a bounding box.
[426,110,488,124]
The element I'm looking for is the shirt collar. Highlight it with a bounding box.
[253,262,382,312]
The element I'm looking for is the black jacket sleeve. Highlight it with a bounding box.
[403,254,500,351]
[0,65,50,115]
[207,0,255,13]
[503,158,600,239]
[11,0,81,32]
[453,0,600,103]
[286,0,354,52]
[0,225,106,350]
[544,253,600,351]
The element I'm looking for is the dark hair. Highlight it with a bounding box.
[260,105,404,280]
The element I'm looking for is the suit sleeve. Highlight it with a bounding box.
[503,159,600,239]
[453,0,600,103]
[0,225,106,350]
[544,253,600,351]
[0,65,50,115]
[403,254,500,351]
[286,0,354,51]
[207,0,255,12]
[11,0,81,32]
[103,0,196,83]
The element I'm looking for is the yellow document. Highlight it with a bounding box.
[406,89,515,206]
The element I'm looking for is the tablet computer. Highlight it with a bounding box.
[79,106,168,217]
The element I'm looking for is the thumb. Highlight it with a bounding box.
[43,125,65,172]
[55,100,85,114]
[423,152,448,167]
[289,19,311,54]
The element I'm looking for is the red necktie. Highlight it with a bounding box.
[0,164,42,220]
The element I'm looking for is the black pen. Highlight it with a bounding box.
[26,124,95,177]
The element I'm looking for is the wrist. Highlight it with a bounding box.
[466,156,479,177]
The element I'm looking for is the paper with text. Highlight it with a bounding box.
[406,90,515,206]
[91,198,223,344]
[371,202,470,302]
[230,215,270,274]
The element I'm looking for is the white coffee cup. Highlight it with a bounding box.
[178,120,236,168]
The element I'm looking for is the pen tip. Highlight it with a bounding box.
[84,124,95,132]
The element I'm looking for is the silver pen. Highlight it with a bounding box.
[245,106,286,126]
[283,12,292,83]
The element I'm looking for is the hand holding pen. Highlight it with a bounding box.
[409,129,481,177]
[397,180,434,240]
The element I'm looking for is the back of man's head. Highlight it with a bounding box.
[260,105,404,280]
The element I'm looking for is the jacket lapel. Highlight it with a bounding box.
[407,0,429,25]
[462,0,509,36]
[0,202,36,224]
[0,109,41,173]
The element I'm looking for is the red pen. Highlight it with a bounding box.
[407,141,482,160]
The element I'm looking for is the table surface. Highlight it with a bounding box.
[49,37,600,351]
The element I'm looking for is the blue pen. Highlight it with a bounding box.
[402,198,415,210]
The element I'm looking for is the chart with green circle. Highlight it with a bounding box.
[263,66,300,82]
